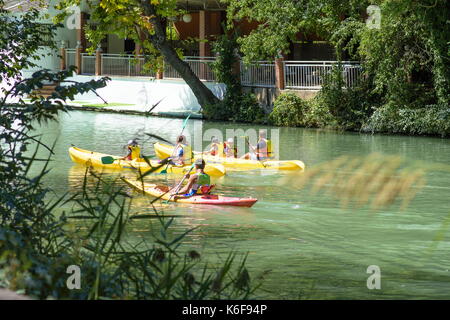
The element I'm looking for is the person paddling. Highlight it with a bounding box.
[172,158,213,197]
[122,139,141,160]
[163,135,193,166]
[241,130,273,160]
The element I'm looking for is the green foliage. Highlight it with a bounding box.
[315,65,376,130]
[203,32,266,123]
[269,93,308,127]
[269,92,336,128]
[0,4,59,84]
[269,65,379,130]
[363,102,450,137]
[226,0,450,136]
[223,0,312,63]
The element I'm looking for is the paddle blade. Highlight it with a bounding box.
[158,157,172,174]
[182,113,191,129]
[101,156,116,164]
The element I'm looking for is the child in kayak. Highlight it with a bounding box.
[172,158,213,197]
[203,137,220,156]
[164,135,193,166]
[122,139,141,160]
[224,138,237,158]
[241,130,273,160]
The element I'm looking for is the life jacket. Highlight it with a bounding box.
[267,139,273,157]
[224,142,237,158]
[128,145,141,160]
[174,143,193,165]
[257,139,273,159]
[192,172,212,194]
[216,143,225,157]
[210,142,220,156]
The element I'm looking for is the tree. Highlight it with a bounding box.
[55,0,220,108]
[225,0,450,118]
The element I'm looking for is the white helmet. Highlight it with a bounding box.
[128,139,138,146]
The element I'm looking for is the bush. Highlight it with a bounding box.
[269,93,307,127]
[303,98,337,128]
[203,92,266,124]
[269,92,336,128]
[316,65,376,130]
[363,102,450,137]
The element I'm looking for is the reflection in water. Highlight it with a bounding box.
[31,110,450,299]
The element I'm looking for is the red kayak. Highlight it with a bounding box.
[123,179,258,207]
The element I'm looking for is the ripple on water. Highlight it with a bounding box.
[29,110,450,299]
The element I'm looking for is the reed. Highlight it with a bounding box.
[284,153,450,210]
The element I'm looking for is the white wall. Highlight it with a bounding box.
[63,75,226,113]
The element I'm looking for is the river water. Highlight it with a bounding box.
[32,110,450,299]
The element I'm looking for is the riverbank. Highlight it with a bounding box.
[65,104,203,120]
[63,101,450,140]
[269,91,450,139]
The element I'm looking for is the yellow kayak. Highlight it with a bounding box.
[68,146,226,177]
[153,142,305,171]
[123,179,258,207]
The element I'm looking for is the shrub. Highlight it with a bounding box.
[203,92,265,123]
[269,92,337,128]
[303,98,337,128]
[363,102,450,137]
[316,65,376,130]
[269,92,308,127]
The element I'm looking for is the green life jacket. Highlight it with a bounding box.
[193,172,210,193]
[197,172,210,186]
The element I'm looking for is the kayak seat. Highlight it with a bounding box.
[201,194,219,200]
[156,185,170,193]
[199,184,215,195]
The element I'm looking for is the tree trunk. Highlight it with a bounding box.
[140,1,220,108]
[157,43,220,108]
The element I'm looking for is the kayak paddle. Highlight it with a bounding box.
[160,113,192,174]
[165,164,195,203]
[101,156,118,164]
[243,136,267,168]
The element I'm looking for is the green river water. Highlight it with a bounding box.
[32,110,450,299]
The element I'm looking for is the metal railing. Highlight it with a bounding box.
[163,56,216,81]
[284,61,362,89]
[65,49,76,69]
[81,53,95,75]
[63,49,362,89]
[101,54,156,77]
[240,61,276,88]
